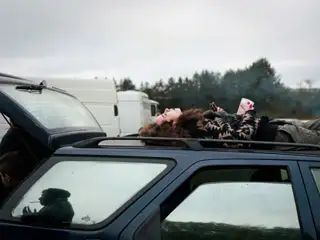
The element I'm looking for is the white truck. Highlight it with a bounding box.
[117,90,154,136]
[29,77,121,137]
[149,99,160,122]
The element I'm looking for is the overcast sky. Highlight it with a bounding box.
[0,0,320,87]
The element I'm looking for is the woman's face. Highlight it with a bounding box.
[0,172,13,188]
[155,108,182,125]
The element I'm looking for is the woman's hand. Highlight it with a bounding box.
[210,102,224,112]
[22,206,36,215]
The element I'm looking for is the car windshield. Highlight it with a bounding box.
[0,84,101,130]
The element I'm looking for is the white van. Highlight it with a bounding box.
[117,90,153,136]
[149,99,160,122]
[29,77,120,137]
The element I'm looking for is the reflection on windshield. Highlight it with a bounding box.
[0,85,100,130]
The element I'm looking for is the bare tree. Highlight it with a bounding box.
[304,79,316,89]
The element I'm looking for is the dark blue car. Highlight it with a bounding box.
[0,75,320,240]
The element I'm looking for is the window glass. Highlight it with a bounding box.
[11,159,167,227]
[162,167,301,240]
[114,105,118,116]
[0,85,100,130]
[151,105,156,116]
[311,168,320,192]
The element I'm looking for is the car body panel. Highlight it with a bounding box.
[1,146,320,239]
[299,161,320,236]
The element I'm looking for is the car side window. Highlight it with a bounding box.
[151,105,156,116]
[161,167,301,240]
[311,168,320,193]
[9,157,169,228]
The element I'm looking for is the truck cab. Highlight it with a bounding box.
[149,99,160,122]
[117,90,153,136]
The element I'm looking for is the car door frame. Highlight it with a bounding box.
[0,148,203,240]
[120,159,317,240]
[299,161,320,236]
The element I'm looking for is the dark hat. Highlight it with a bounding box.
[42,188,71,199]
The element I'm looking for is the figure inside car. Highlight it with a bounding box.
[21,188,74,226]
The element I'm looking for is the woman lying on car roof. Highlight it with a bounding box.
[139,100,320,149]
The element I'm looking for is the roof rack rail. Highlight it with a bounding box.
[0,72,27,80]
[123,133,140,137]
[72,137,204,150]
[72,137,320,151]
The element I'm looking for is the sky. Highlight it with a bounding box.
[12,160,300,229]
[0,0,320,88]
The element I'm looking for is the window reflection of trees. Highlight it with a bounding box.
[162,182,301,240]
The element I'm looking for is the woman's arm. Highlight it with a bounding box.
[203,110,257,140]
[203,110,241,124]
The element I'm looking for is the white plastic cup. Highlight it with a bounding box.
[237,98,254,115]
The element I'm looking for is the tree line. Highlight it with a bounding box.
[162,220,300,240]
[116,58,320,118]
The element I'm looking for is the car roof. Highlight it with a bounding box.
[0,72,33,84]
[54,136,320,162]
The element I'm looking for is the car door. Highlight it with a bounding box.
[299,160,320,236]
[0,84,49,144]
[0,147,193,240]
[120,159,317,240]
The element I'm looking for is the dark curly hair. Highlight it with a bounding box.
[139,109,208,146]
